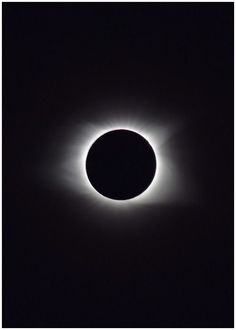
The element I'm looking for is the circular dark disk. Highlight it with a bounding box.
[86,129,156,200]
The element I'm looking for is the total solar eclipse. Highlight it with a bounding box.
[85,129,156,200]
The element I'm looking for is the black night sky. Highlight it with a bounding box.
[3,2,234,327]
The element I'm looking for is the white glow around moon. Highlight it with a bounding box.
[48,108,193,216]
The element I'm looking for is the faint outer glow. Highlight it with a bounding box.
[49,108,193,216]
[80,125,158,205]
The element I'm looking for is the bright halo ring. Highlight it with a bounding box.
[78,123,158,206]
[44,110,191,214]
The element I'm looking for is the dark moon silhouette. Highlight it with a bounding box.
[86,129,156,200]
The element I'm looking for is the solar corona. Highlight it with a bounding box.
[55,114,186,212]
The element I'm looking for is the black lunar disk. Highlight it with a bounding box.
[86,129,156,200]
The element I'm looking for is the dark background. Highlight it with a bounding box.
[3,2,234,327]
